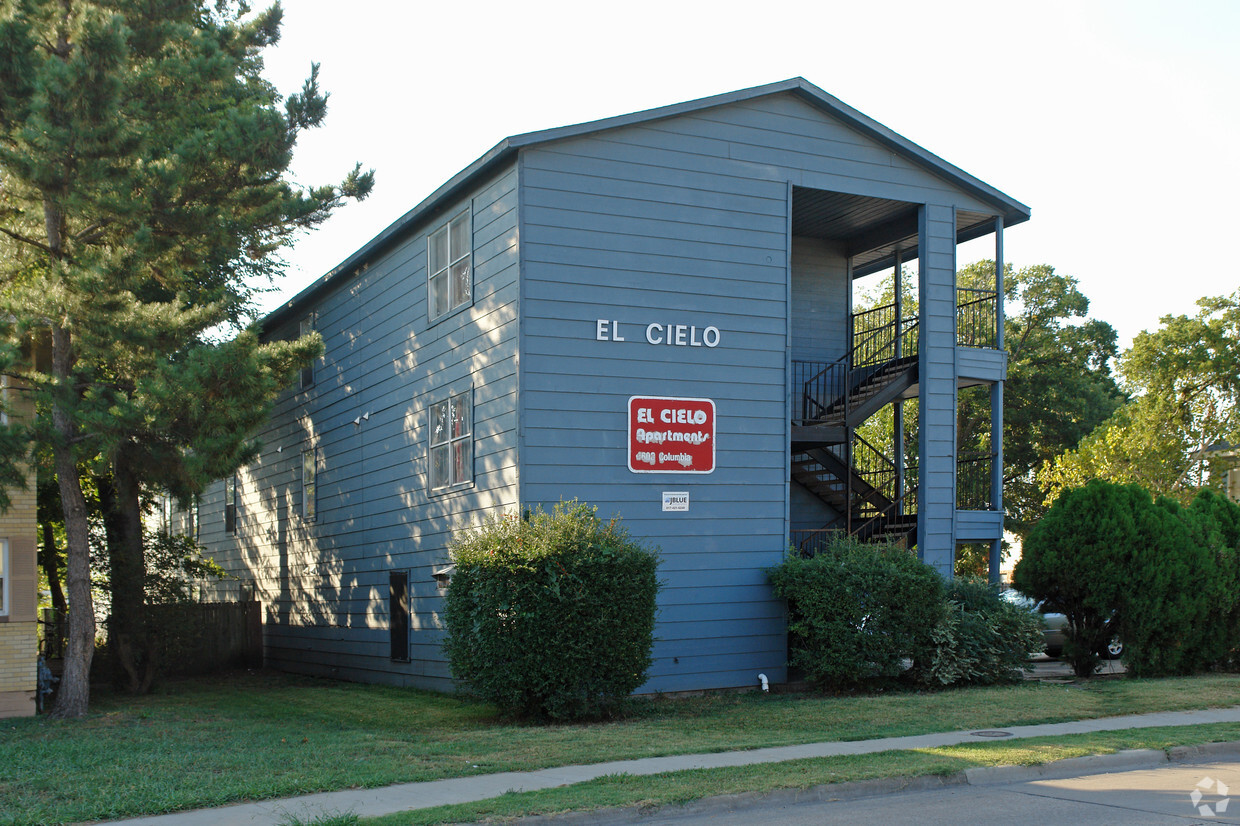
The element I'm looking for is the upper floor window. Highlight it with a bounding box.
[156,492,172,535]
[300,314,317,390]
[428,210,471,321]
[302,447,317,521]
[224,475,238,534]
[430,389,472,490]
[0,538,7,617]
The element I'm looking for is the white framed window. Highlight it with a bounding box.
[224,475,237,534]
[302,447,317,521]
[0,538,8,617]
[430,389,472,490]
[156,492,172,535]
[427,210,472,321]
[300,314,317,389]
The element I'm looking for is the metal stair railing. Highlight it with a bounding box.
[850,485,920,547]
[793,302,919,427]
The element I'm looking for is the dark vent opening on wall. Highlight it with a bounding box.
[389,571,410,662]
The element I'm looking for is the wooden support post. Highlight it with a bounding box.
[989,217,1005,583]
[893,249,905,515]
[916,204,958,577]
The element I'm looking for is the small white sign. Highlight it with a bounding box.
[662,491,690,512]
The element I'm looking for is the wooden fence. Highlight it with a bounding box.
[146,600,263,675]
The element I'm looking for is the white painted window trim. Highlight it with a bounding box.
[224,475,238,534]
[0,538,9,617]
[427,208,473,322]
[302,446,317,521]
[429,387,473,492]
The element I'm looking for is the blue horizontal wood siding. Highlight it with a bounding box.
[917,203,959,576]
[197,165,521,690]
[520,130,789,692]
[516,93,1005,692]
[189,87,1010,695]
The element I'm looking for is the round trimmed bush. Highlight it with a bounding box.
[768,538,943,688]
[443,502,659,721]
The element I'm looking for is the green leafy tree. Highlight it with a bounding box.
[956,262,1125,539]
[857,262,1123,560]
[1042,293,1240,502]
[0,0,372,716]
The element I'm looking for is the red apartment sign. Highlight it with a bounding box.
[628,396,716,474]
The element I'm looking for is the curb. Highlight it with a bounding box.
[1168,740,1240,762]
[507,774,970,825]
[510,741,1240,825]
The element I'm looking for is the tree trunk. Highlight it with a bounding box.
[39,518,67,656]
[39,520,67,615]
[103,450,156,693]
[48,331,94,718]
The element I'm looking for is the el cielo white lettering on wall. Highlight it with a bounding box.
[595,319,720,348]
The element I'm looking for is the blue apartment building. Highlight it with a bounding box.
[197,78,1029,692]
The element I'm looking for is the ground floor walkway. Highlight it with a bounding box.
[107,706,1240,826]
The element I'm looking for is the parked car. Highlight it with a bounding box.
[1000,589,1123,659]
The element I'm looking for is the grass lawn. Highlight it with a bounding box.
[363,722,1240,826]
[3,670,1240,825]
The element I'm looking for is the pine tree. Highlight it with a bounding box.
[0,0,372,716]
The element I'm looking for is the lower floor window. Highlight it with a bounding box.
[0,538,8,616]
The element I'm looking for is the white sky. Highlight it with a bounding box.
[260,0,1239,349]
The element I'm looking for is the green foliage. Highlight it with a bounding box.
[956,261,1125,538]
[0,0,371,713]
[768,538,943,688]
[1187,490,1240,669]
[140,530,229,605]
[855,261,1125,543]
[1016,479,1240,678]
[1041,292,1240,503]
[90,528,226,606]
[1014,480,1143,677]
[914,579,1044,687]
[444,502,659,721]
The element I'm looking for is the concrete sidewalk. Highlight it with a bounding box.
[104,706,1240,826]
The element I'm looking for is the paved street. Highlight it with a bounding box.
[592,757,1238,825]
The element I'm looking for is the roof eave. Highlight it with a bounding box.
[262,77,1030,332]
[262,137,518,334]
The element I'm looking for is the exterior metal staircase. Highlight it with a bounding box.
[791,302,919,554]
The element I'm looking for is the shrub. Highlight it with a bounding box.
[1117,496,1219,677]
[914,578,1043,686]
[1014,479,1147,677]
[1189,490,1240,668]
[443,502,659,721]
[1016,479,1232,678]
[768,538,942,688]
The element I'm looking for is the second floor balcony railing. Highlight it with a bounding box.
[957,287,998,348]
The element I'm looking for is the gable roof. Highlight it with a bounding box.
[264,77,1030,331]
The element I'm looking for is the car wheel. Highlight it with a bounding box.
[1101,637,1123,660]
